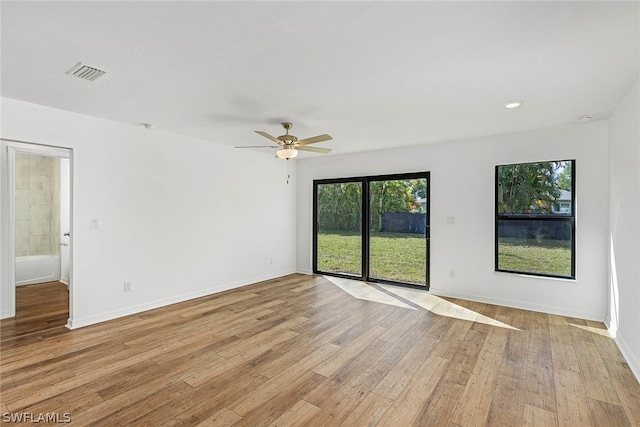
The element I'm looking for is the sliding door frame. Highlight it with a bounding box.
[313,171,430,290]
[313,177,365,279]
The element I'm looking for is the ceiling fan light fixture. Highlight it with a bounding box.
[276,147,298,159]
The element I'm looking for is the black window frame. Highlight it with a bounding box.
[313,172,430,290]
[495,159,576,279]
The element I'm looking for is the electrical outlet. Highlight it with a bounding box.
[449,269,455,278]
[270,257,274,265]
[124,281,132,292]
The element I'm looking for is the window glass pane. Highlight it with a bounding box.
[369,178,427,285]
[497,161,572,215]
[316,182,362,276]
[497,219,572,277]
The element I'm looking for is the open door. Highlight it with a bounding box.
[1,139,72,326]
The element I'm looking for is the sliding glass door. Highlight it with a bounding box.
[315,181,362,277]
[369,177,428,286]
[313,172,429,288]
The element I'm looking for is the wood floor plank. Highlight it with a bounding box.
[303,340,394,422]
[523,350,557,413]
[554,368,596,427]
[486,373,525,426]
[230,371,326,427]
[576,340,622,405]
[93,380,194,426]
[314,325,387,377]
[601,357,640,425]
[522,403,558,426]
[376,355,449,426]
[449,349,503,426]
[195,408,242,427]
[228,343,341,416]
[340,391,393,427]
[371,334,441,400]
[549,316,581,373]
[412,378,465,426]
[498,327,529,380]
[442,328,485,386]
[1,274,638,426]
[266,399,321,427]
[587,398,632,427]
[252,323,350,380]
[151,373,270,426]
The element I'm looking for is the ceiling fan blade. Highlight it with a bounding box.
[296,134,332,146]
[235,145,279,148]
[255,131,282,144]
[297,146,331,154]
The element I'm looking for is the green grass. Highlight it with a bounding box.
[317,231,427,285]
[498,238,571,276]
[317,233,572,282]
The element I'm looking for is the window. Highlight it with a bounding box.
[495,160,575,279]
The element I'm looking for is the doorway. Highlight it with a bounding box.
[0,139,72,326]
[313,172,430,289]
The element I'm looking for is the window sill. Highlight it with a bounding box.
[494,269,576,282]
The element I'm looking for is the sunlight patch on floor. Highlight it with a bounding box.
[567,323,611,338]
[323,276,416,310]
[381,285,520,331]
[324,276,519,330]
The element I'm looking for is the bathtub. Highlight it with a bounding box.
[15,255,61,286]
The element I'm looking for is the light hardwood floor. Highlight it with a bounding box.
[1,275,639,426]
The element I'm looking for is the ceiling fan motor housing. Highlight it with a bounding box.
[278,122,297,145]
[278,135,298,145]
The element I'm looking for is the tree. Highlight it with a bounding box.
[556,162,572,191]
[317,182,362,231]
[497,162,563,214]
[317,178,426,232]
[369,180,416,231]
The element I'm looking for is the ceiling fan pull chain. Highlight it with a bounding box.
[286,158,291,184]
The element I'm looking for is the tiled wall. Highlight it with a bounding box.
[15,154,61,257]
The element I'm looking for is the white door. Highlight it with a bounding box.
[60,158,71,284]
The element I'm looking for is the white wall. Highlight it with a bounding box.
[1,97,297,327]
[608,79,640,381]
[297,122,609,321]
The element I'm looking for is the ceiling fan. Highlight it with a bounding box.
[235,122,332,159]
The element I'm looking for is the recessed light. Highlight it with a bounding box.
[141,123,155,129]
[577,115,592,123]
[504,100,523,109]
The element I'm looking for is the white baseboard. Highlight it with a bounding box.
[603,313,638,380]
[613,330,640,385]
[428,287,606,322]
[60,275,69,285]
[67,269,296,330]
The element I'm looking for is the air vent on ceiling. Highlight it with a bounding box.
[65,61,109,82]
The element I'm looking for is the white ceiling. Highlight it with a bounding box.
[2,1,638,156]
